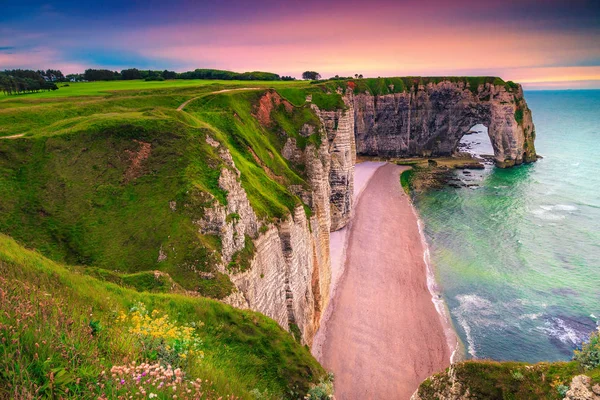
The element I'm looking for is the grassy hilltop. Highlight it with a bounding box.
[0,80,338,297]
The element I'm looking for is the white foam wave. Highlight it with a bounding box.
[415,213,461,363]
[520,313,543,320]
[554,204,578,211]
[538,317,589,345]
[531,209,566,221]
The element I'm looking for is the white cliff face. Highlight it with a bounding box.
[350,81,536,167]
[312,95,356,231]
[200,125,334,345]
[197,138,258,265]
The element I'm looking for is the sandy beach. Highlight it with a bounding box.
[314,163,452,400]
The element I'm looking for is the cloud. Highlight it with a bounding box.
[0,0,598,88]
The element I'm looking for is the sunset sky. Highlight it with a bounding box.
[1,0,599,89]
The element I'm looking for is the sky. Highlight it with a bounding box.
[1,0,599,89]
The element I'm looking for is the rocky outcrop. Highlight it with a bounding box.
[312,97,356,231]
[411,365,600,400]
[564,375,600,400]
[351,81,536,167]
[197,137,258,264]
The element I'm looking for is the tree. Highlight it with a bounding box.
[302,71,321,80]
[0,70,60,94]
[84,69,120,81]
[161,70,177,80]
[358,74,363,79]
[121,68,142,80]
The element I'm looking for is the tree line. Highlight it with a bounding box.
[0,70,60,95]
[72,68,287,82]
[1,68,367,93]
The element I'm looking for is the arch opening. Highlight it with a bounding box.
[456,124,495,163]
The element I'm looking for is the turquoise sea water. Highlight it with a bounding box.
[415,90,600,362]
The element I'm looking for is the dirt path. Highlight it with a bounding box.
[0,133,25,139]
[176,87,260,111]
[318,163,451,400]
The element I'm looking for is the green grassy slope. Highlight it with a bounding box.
[0,82,329,299]
[0,233,326,399]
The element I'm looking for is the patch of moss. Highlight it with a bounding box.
[514,106,524,124]
[400,169,414,195]
[228,234,256,272]
[289,323,302,342]
[226,212,241,223]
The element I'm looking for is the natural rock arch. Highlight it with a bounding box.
[351,80,537,167]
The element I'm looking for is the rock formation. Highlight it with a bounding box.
[352,81,536,167]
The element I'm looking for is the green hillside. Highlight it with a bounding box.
[0,233,328,399]
[0,82,335,298]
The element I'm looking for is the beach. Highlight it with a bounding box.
[313,163,453,400]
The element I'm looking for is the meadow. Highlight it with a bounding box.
[0,79,309,100]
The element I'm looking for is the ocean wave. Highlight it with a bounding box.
[520,313,543,320]
[540,204,578,212]
[538,317,591,346]
[531,209,566,221]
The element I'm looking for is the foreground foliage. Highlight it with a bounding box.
[0,234,326,399]
[416,339,600,400]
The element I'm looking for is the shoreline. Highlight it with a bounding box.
[414,214,462,364]
[314,163,456,399]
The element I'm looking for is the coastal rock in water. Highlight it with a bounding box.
[350,81,536,168]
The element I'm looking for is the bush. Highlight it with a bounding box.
[557,384,569,397]
[574,330,600,369]
[305,373,334,399]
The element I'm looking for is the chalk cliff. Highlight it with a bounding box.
[352,80,536,167]
[200,79,537,345]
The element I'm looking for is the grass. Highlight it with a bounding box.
[0,116,236,297]
[0,82,328,299]
[400,169,414,195]
[0,233,326,399]
[0,79,309,100]
[185,89,315,220]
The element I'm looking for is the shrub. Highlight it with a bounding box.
[511,370,524,381]
[557,384,569,397]
[574,329,600,369]
[119,302,204,368]
[305,373,334,399]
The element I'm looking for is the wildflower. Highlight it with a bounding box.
[120,379,126,385]
[149,394,157,399]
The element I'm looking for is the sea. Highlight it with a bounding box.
[414,90,600,362]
